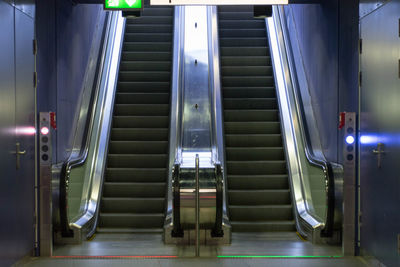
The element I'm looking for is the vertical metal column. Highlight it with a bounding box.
[195,154,200,257]
[342,112,357,256]
[39,112,53,256]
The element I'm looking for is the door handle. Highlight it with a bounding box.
[16,142,26,169]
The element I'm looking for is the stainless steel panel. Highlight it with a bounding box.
[15,0,35,18]
[15,9,35,257]
[360,1,400,265]
[359,0,390,19]
[0,3,17,265]
[181,6,212,152]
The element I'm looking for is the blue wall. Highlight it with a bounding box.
[284,1,359,164]
[36,0,104,162]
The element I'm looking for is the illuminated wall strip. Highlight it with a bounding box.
[52,255,178,259]
[217,255,342,258]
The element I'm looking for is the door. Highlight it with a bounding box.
[15,9,36,257]
[0,2,36,265]
[359,1,400,266]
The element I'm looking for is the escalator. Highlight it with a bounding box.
[219,6,296,232]
[97,5,174,233]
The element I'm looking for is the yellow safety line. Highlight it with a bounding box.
[87,234,96,241]
[296,231,306,242]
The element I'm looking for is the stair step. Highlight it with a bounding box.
[224,122,281,134]
[114,104,169,116]
[108,141,168,154]
[227,160,287,175]
[112,116,169,128]
[229,205,293,221]
[226,147,284,161]
[99,213,164,228]
[224,110,279,122]
[225,134,282,147]
[228,189,291,205]
[107,154,167,168]
[231,221,296,232]
[106,168,166,183]
[103,182,165,198]
[228,175,289,190]
[101,198,165,213]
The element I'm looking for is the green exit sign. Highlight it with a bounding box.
[104,0,143,10]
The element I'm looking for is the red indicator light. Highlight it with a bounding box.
[41,127,49,135]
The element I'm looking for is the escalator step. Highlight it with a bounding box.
[114,104,169,116]
[115,93,170,104]
[120,61,171,72]
[102,182,165,198]
[225,134,282,147]
[222,66,273,76]
[224,110,279,121]
[126,16,172,25]
[226,147,284,160]
[106,168,167,183]
[222,76,274,87]
[109,141,168,154]
[122,51,172,61]
[219,20,265,29]
[222,87,275,98]
[107,154,167,168]
[124,33,172,42]
[125,24,173,33]
[118,81,170,92]
[228,175,289,190]
[228,189,291,205]
[221,56,271,66]
[220,37,268,47]
[99,213,164,228]
[218,12,254,20]
[224,122,281,134]
[123,42,172,52]
[221,47,269,57]
[112,116,169,128]
[101,198,165,213]
[230,205,293,221]
[231,221,296,232]
[220,29,266,38]
[227,161,287,175]
[111,128,168,141]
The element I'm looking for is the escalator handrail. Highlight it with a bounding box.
[268,6,343,238]
[58,12,125,237]
[275,7,340,237]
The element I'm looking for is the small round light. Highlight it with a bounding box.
[345,135,355,145]
[41,127,49,135]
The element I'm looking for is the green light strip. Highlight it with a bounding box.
[218,255,342,258]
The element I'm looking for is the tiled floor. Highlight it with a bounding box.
[17,232,371,266]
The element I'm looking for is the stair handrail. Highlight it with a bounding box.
[267,6,343,240]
